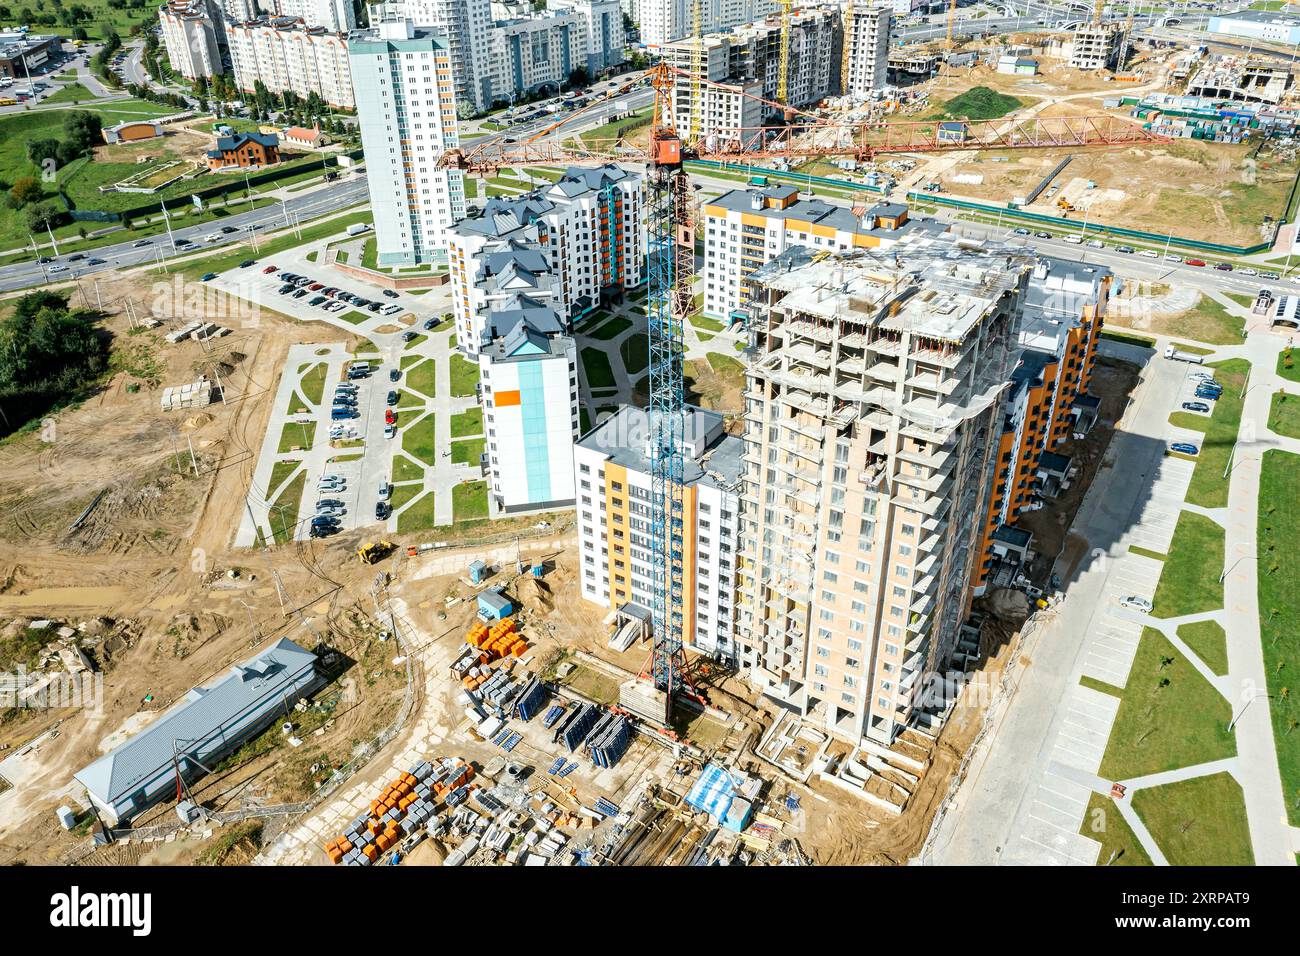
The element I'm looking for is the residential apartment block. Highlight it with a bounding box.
[549,0,626,74]
[637,0,778,48]
[383,0,496,113]
[663,6,843,141]
[159,0,224,79]
[574,405,745,663]
[478,296,582,512]
[349,18,466,265]
[227,17,354,109]
[273,0,355,31]
[843,3,889,97]
[734,235,1031,746]
[448,164,645,352]
[701,184,944,321]
[973,256,1110,592]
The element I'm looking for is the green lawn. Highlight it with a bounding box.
[404,333,427,351]
[1131,773,1254,866]
[587,316,633,341]
[1185,359,1249,509]
[389,481,423,514]
[1257,449,1300,826]
[401,414,437,466]
[1168,411,1209,433]
[1268,390,1300,440]
[1079,793,1153,866]
[1150,296,1244,345]
[689,313,726,334]
[1151,512,1224,618]
[1097,628,1236,781]
[1100,330,1156,349]
[453,480,489,522]
[1177,620,1229,676]
[406,358,437,397]
[178,211,372,281]
[277,420,316,454]
[450,407,483,438]
[1278,347,1300,384]
[620,332,648,375]
[449,354,479,397]
[268,471,305,545]
[396,491,440,532]
[338,310,370,325]
[581,347,617,389]
[451,437,485,466]
[268,460,300,498]
[42,82,97,104]
[935,86,1023,121]
[299,363,326,405]
[397,389,424,409]
[391,454,425,483]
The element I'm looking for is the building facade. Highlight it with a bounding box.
[205,130,281,168]
[843,3,889,98]
[734,234,1029,746]
[448,164,645,351]
[227,17,354,108]
[383,0,495,113]
[159,0,224,79]
[349,18,466,265]
[274,0,356,31]
[549,0,627,74]
[637,0,779,49]
[701,185,944,321]
[574,405,745,663]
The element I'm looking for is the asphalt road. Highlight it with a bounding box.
[0,176,370,293]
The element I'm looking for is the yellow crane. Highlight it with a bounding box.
[778,0,792,105]
[689,0,703,143]
[840,0,853,95]
[945,0,957,50]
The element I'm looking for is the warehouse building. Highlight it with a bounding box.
[73,638,323,827]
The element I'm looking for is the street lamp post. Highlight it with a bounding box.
[1219,553,1257,585]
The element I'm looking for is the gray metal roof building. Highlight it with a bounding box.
[74,637,323,827]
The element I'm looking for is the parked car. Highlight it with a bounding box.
[308,282,324,291]
[382,289,400,298]
[1116,245,1135,254]
[384,423,397,439]
[309,295,327,306]
[278,284,294,294]
[1119,595,1154,613]
[1169,442,1200,456]
[375,502,391,520]
[1137,249,1158,258]
[384,408,396,425]
[422,317,438,330]
[201,272,218,281]
[263,265,278,274]
[1034,231,1052,239]
[389,368,401,383]
[402,331,418,342]
[239,259,256,268]
[386,390,399,406]
[1185,258,1206,267]
[1214,262,1232,271]
[1181,401,1211,413]
[292,289,308,299]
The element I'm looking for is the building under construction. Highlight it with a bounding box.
[733,233,1032,747]
[1068,23,1123,72]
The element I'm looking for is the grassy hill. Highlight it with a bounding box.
[937,86,1024,121]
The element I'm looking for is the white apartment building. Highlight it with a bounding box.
[159,0,223,79]
[379,0,495,113]
[478,299,581,511]
[637,0,778,49]
[227,17,354,108]
[273,0,355,31]
[701,186,942,320]
[843,3,889,97]
[448,164,645,351]
[349,18,466,265]
[548,0,626,74]
[486,11,587,99]
[574,405,745,664]
[735,234,1030,746]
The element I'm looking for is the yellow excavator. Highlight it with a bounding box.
[357,541,394,564]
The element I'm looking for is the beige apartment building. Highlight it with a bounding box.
[734,234,1032,746]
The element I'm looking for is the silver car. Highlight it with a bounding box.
[1119,595,1153,613]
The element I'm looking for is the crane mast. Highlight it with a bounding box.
[841,0,854,95]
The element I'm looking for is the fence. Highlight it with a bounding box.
[685,159,886,196]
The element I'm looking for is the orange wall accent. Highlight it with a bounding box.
[495,389,521,407]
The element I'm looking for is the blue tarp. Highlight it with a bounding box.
[684,763,742,823]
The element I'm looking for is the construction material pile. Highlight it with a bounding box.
[586,712,633,769]
[554,701,601,753]
[324,757,474,865]
[512,675,548,721]
[455,615,528,692]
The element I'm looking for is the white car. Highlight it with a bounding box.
[1239,268,1258,277]
[1165,254,1183,263]
[1087,239,1104,249]
[1137,249,1158,258]
[204,234,221,243]
[1063,235,1083,244]
[1119,595,1153,613]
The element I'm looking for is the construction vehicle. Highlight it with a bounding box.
[357,540,394,564]
[439,49,1165,727]
[1057,197,1076,212]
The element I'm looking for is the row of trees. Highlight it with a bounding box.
[2,111,105,234]
[0,291,109,438]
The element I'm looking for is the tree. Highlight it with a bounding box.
[24,201,62,233]
[72,26,87,41]
[9,176,44,207]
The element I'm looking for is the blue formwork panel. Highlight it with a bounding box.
[558,761,578,778]
[542,704,566,729]
[547,756,566,775]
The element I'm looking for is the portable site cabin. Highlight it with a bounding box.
[73,638,323,828]
[477,588,513,622]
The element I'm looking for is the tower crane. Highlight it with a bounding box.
[841,0,854,96]
[439,64,1160,724]
[778,0,793,105]
[946,0,957,50]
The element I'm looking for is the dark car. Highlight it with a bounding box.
[132,239,151,248]
[1034,231,1052,239]
[220,225,238,234]
[386,390,398,406]
[367,302,383,313]
[389,368,401,383]
[382,289,400,299]
[1012,227,1030,236]
[1214,262,1233,271]
[422,318,437,330]
[375,502,391,521]
[201,272,219,281]
[1181,401,1211,413]
[88,257,106,265]
[239,259,256,268]
[68,253,85,262]
[37,256,53,263]
[309,295,327,306]
[292,288,308,299]
[402,331,417,342]
[1116,246,1135,254]
[278,284,294,294]
[1170,442,1199,456]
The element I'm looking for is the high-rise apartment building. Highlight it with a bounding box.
[843,3,889,97]
[228,17,354,108]
[379,0,495,113]
[734,234,1030,746]
[349,18,466,265]
[664,6,842,139]
[973,256,1110,592]
[274,0,355,31]
[447,165,645,352]
[701,185,944,321]
[549,0,627,74]
[637,0,779,48]
[574,405,745,663]
[159,0,224,79]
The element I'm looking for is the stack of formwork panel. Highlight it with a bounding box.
[477,668,521,717]
[586,713,633,769]
[555,702,600,753]
[329,758,466,865]
[513,676,548,721]
[159,378,214,411]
